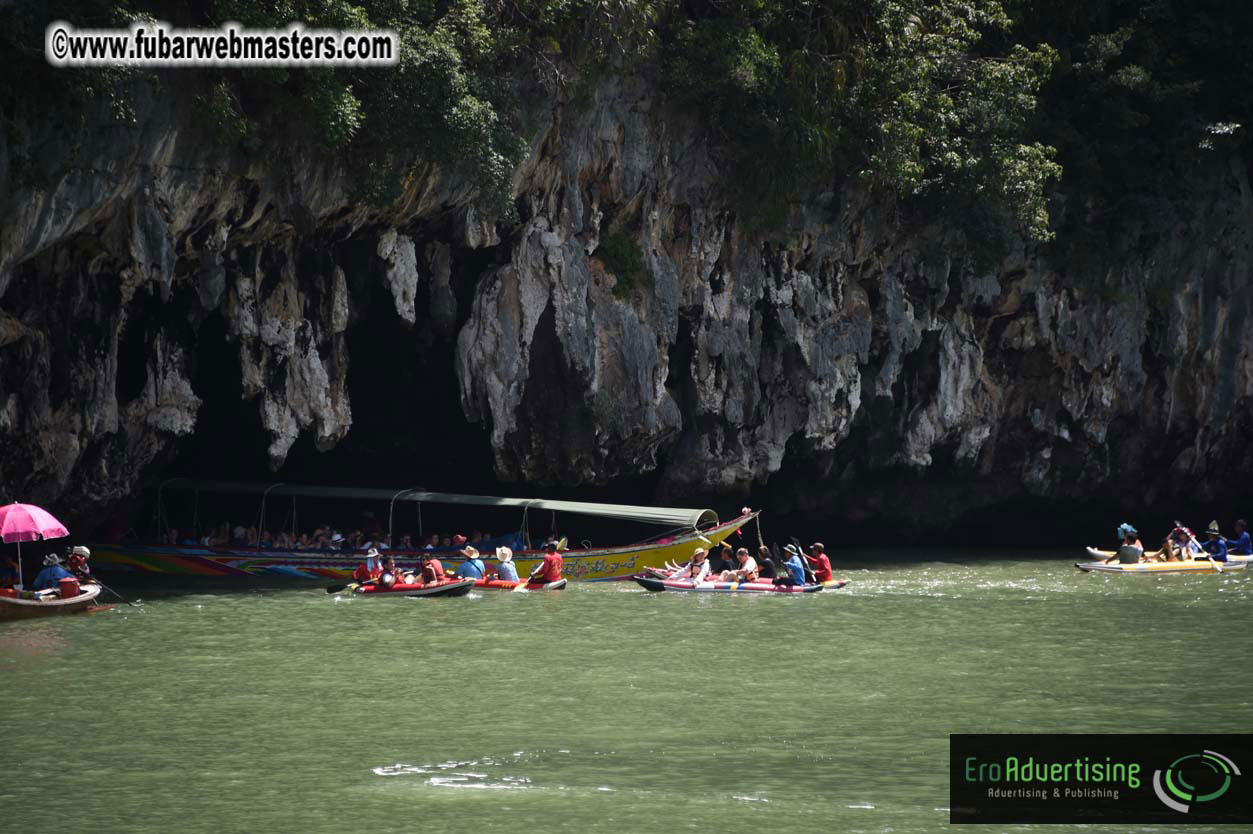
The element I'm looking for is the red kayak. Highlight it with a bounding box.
[353,578,475,598]
[473,577,567,591]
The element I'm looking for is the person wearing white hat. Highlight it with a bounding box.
[495,547,519,582]
[65,545,92,579]
[352,547,383,584]
[32,553,74,591]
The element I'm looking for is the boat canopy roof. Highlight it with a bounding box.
[156,479,720,528]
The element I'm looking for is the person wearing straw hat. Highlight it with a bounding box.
[668,547,711,582]
[495,547,519,582]
[457,545,486,579]
[32,553,73,591]
[1202,521,1229,563]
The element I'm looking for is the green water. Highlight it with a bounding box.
[2,552,1250,833]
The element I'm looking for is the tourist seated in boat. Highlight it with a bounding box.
[353,549,383,584]
[397,533,414,551]
[669,547,711,582]
[1226,519,1251,556]
[708,542,735,575]
[529,540,564,584]
[378,555,412,588]
[0,557,18,588]
[804,542,834,583]
[1163,524,1202,561]
[495,547,520,581]
[64,546,92,579]
[712,547,758,582]
[419,552,447,584]
[457,546,486,579]
[32,554,74,591]
[1202,521,1228,562]
[1103,525,1145,564]
[755,546,777,579]
[781,545,807,585]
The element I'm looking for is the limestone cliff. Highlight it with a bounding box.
[2,76,1250,534]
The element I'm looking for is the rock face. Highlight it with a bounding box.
[1,77,1250,533]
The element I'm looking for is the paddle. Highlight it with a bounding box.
[325,582,362,595]
[1177,521,1223,574]
[91,576,137,607]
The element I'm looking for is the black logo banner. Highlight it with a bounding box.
[950,734,1253,824]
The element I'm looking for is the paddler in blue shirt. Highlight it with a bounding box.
[457,546,486,579]
[1226,519,1251,555]
[783,544,807,584]
[1202,521,1228,562]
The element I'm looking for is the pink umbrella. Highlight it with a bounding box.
[0,503,70,587]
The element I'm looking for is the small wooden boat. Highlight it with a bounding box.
[0,582,104,620]
[352,578,476,598]
[472,577,567,591]
[1077,549,1247,574]
[632,575,845,593]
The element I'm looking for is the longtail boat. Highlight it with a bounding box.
[91,480,759,582]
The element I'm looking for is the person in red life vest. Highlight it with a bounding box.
[64,545,92,579]
[529,540,564,584]
[804,542,834,583]
[419,552,446,585]
[352,548,383,584]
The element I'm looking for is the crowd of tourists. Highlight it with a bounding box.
[350,539,566,589]
[162,523,507,553]
[1102,519,1250,564]
[660,540,837,585]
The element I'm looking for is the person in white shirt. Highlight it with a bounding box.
[668,548,711,583]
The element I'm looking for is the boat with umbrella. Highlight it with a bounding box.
[0,502,105,620]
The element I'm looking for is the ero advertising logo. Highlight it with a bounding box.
[950,734,1252,824]
[1153,749,1241,813]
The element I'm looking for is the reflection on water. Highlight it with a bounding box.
[1,550,1249,834]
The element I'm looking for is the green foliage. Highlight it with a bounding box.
[596,230,650,300]
[663,0,1062,241]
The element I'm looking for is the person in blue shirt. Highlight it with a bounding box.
[32,554,73,590]
[1226,519,1251,556]
[457,546,485,579]
[495,547,519,582]
[1202,521,1228,562]
[782,545,807,585]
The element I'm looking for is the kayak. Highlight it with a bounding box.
[473,577,567,591]
[353,578,476,597]
[1077,550,1247,574]
[632,576,845,593]
[1084,547,1252,565]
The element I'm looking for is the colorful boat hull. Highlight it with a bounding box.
[88,513,758,582]
[632,576,845,593]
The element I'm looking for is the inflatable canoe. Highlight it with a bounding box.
[1077,549,1246,574]
[353,578,476,597]
[632,576,846,593]
[472,577,567,591]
